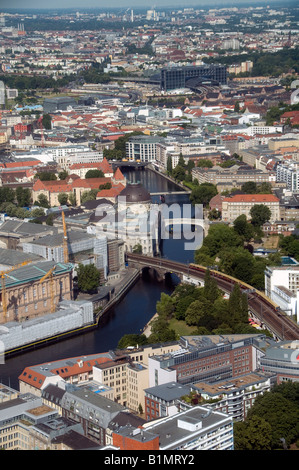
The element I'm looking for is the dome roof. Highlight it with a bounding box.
[118,182,151,204]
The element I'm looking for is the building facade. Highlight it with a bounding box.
[0,261,73,323]
[221,194,280,223]
[160,64,227,91]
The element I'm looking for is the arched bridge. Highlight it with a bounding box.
[126,252,299,341]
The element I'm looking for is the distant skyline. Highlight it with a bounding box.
[1,0,291,10]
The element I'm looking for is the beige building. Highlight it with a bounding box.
[268,138,299,151]
[0,261,73,324]
[191,165,276,188]
[221,194,280,223]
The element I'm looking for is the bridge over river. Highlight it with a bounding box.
[126,252,299,342]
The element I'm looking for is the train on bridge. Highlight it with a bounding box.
[126,253,299,341]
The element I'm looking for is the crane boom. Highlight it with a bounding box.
[39,266,56,313]
[61,211,69,263]
[0,261,31,322]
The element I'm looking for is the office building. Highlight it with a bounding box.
[126,135,161,162]
[160,64,227,91]
[221,194,280,223]
[259,340,299,383]
[143,405,234,450]
[147,334,264,388]
[265,265,299,322]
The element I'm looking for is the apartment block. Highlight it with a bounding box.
[191,371,276,421]
[265,265,299,322]
[221,193,280,223]
[61,386,125,446]
[143,405,234,450]
[276,161,299,191]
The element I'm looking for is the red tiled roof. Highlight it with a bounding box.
[33,179,73,193]
[224,194,279,203]
[18,355,114,389]
[113,167,125,180]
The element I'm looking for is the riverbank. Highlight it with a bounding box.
[148,164,192,193]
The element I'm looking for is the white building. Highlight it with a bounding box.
[143,405,234,450]
[126,135,161,163]
[276,161,299,191]
[265,265,299,322]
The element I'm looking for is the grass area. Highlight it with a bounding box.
[168,317,198,336]
[263,235,280,249]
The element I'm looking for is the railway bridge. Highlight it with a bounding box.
[126,252,299,342]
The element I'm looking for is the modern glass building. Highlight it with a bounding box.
[160,64,227,91]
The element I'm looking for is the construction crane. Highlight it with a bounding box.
[0,261,30,322]
[39,266,56,313]
[61,210,69,263]
[37,116,44,148]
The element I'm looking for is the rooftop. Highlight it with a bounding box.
[0,261,72,289]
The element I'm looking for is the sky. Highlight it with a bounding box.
[0,0,283,10]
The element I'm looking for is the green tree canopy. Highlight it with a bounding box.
[58,192,68,206]
[85,169,104,179]
[76,263,101,293]
[190,183,218,207]
[250,204,271,226]
[16,187,31,207]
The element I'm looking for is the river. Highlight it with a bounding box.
[0,168,195,389]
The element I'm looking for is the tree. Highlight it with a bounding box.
[117,333,148,349]
[58,170,68,180]
[167,155,172,175]
[81,189,98,204]
[0,186,15,204]
[203,269,220,303]
[190,183,218,207]
[245,385,299,449]
[35,172,57,181]
[68,192,76,206]
[85,169,104,179]
[250,204,271,227]
[234,416,272,450]
[76,263,101,293]
[37,193,50,208]
[30,207,45,218]
[233,214,255,241]
[16,187,31,207]
[196,159,213,168]
[196,223,242,259]
[228,283,248,324]
[208,208,221,220]
[42,113,52,130]
[58,192,68,206]
[241,181,257,194]
[172,164,186,181]
[156,292,175,319]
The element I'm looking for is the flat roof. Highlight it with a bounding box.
[192,372,272,396]
[0,261,72,288]
[28,230,95,247]
[145,405,231,450]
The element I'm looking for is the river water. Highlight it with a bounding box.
[0,168,195,389]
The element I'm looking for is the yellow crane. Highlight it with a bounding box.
[61,210,69,264]
[0,261,30,322]
[39,266,56,313]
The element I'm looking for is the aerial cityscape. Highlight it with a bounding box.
[0,0,298,453]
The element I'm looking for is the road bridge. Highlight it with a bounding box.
[126,252,299,342]
[150,191,191,196]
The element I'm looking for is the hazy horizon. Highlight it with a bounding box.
[1,0,295,11]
